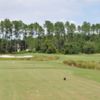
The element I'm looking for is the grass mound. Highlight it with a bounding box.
[63,60,100,70]
[0,57,32,60]
[32,55,59,61]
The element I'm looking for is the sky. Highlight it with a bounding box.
[0,0,100,25]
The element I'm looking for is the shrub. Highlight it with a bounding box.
[64,43,80,54]
[82,41,96,54]
[46,45,56,54]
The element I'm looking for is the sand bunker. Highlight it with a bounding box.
[0,55,33,58]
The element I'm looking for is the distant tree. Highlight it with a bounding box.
[91,24,96,34]
[54,22,65,52]
[65,21,76,41]
[25,36,35,51]
[82,22,91,35]
[44,20,54,36]
[0,19,100,54]
[95,24,100,34]
[77,25,81,33]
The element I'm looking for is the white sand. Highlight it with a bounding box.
[0,55,33,58]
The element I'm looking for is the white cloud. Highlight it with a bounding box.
[0,0,99,24]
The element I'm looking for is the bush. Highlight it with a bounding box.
[82,41,96,54]
[46,45,56,54]
[64,43,80,54]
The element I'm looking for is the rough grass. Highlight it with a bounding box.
[0,54,100,100]
[32,55,59,61]
[63,60,100,70]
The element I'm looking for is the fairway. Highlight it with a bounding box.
[0,54,100,100]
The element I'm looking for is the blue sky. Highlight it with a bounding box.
[0,0,100,24]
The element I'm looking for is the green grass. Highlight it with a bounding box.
[0,54,100,100]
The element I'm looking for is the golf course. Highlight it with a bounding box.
[0,54,100,100]
[0,0,100,99]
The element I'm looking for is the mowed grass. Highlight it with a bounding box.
[0,54,100,100]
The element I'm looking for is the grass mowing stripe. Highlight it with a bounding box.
[0,54,100,100]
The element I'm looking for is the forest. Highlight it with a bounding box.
[0,19,100,54]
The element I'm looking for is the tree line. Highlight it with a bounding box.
[0,19,100,54]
